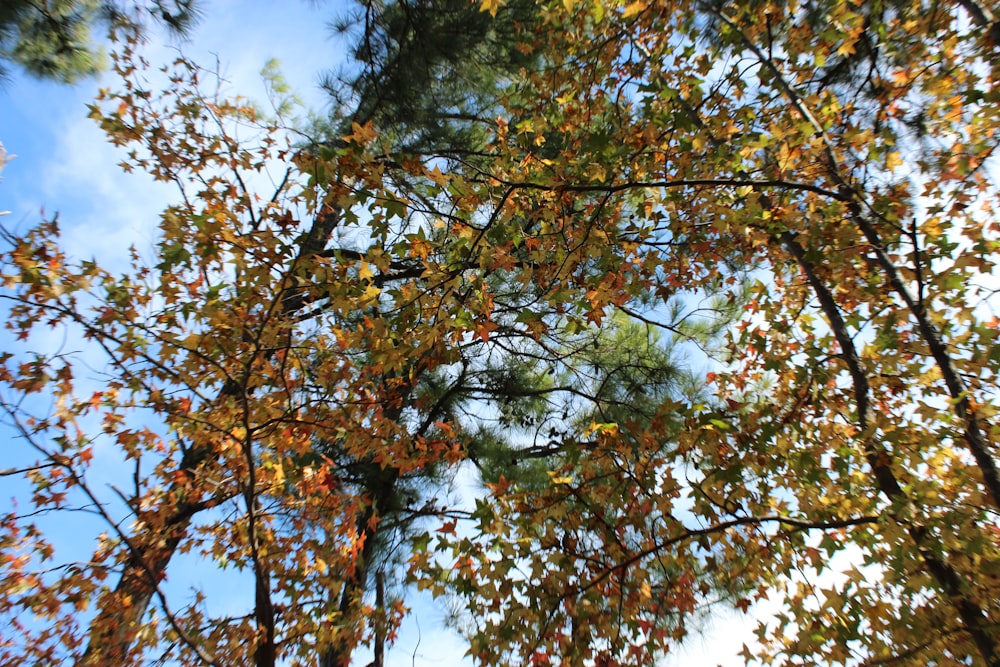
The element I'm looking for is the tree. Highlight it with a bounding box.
[0,0,198,82]
[9,0,998,665]
[321,0,539,158]
[0,31,470,662]
[0,1,561,662]
[433,0,1000,665]
[0,3,564,663]
[0,14,716,667]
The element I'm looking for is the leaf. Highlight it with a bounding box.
[479,0,504,17]
[622,1,647,18]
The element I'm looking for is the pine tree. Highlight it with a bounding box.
[0,0,198,82]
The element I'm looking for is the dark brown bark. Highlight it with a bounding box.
[846,206,1000,512]
[373,571,386,667]
[782,232,999,667]
[318,471,398,667]
[78,444,218,666]
[253,565,276,667]
[954,0,1000,45]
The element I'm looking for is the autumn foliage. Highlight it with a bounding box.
[2,1,1000,666]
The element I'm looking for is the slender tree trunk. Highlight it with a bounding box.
[847,206,1000,511]
[318,471,398,667]
[253,562,277,667]
[373,571,386,667]
[78,445,215,666]
[783,232,1000,666]
[954,0,1000,45]
[713,3,1000,511]
[79,208,341,666]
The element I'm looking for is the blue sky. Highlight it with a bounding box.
[0,2,764,664]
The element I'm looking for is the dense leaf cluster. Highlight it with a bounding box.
[1,1,999,666]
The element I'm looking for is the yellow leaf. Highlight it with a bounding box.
[586,162,607,183]
[836,40,857,57]
[344,121,378,145]
[776,143,795,173]
[592,0,605,22]
[359,284,382,306]
[479,0,504,16]
[582,421,619,437]
[622,0,647,17]
[358,261,373,282]
[922,217,943,237]
[427,165,449,185]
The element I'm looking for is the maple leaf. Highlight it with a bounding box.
[473,319,498,342]
[479,0,505,17]
[343,121,378,145]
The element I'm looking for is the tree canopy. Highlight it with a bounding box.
[2,0,1000,666]
[0,0,197,82]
